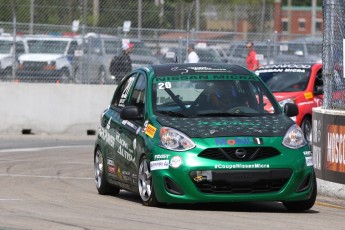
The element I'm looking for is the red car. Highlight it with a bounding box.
[256,63,323,144]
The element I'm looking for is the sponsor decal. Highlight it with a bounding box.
[215,163,270,169]
[122,120,138,131]
[326,124,345,173]
[154,74,257,83]
[122,170,131,182]
[133,139,137,150]
[297,101,314,106]
[313,119,322,144]
[119,76,135,107]
[115,131,136,163]
[303,151,313,167]
[145,124,157,138]
[99,126,115,148]
[304,92,313,100]
[170,156,182,168]
[253,137,264,145]
[117,166,123,181]
[106,118,111,129]
[154,154,170,160]
[150,160,169,171]
[198,120,260,127]
[107,159,116,174]
[142,120,149,133]
[215,137,251,146]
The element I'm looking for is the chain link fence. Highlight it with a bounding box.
[0,0,323,84]
[322,0,345,110]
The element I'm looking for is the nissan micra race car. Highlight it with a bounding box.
[94,63,316,211]
[255,63,323,144]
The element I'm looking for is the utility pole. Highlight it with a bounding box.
[93,0,99,27]
[311,0,317,36]
[29,0,34,35]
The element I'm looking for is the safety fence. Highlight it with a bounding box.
[322,0,345,110]
[0,0,324,85]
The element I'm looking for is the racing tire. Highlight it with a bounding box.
[94,147,120,195]
[138,155,160,207]
[60,69,72,84]
[98,66,106,84]
[282,175,317,212]
[301,117,312,145]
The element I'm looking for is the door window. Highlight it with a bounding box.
[112,74,137,108]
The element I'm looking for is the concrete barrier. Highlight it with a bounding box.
[0,82,116,135]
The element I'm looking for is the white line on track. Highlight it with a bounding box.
[0,145,93,153]
[0,173,93,180]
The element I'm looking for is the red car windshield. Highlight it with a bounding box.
[258,70,311,92]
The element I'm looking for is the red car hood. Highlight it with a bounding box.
[272,92,301,102]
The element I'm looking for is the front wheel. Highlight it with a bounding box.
[94,147,120,195]
[138,155,160,206]
[283,175,317,212]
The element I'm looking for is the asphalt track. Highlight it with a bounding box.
[1,135,345,230]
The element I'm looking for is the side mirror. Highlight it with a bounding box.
[284,103,299,117]
[314,85,323,95]
[120,106,141,120]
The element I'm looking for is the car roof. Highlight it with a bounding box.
[150,63,253,77]
[257,62,321,69]
[25,35,78,41]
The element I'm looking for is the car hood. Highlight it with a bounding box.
[156,114,294,138]
[0,54,11,60]
[273,92,302,101]
[19,54,65,62]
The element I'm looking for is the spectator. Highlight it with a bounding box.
[187,44,199,63]
[245,41,259,71]
[109,42,134,83]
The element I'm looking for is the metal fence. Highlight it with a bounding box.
[0,0,324,84]
[322,0,345,110]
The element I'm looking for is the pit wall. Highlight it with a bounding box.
[313,108,345,200]
[0,83,116,135]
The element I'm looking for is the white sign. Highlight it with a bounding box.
[72,20,79,32]
[123,21,131,32]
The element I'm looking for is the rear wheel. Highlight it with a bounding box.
[94,147,120,195]
[98,66,106,84]
[301,117,312,144]
[138,155,160,206]
[60,69,72,83]
[283,175,317,212]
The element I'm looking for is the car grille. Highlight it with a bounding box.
[23,61,47,70]
[190,169,292,194]
[198,147,280,162]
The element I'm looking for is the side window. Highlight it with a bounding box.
[314,69,323,93]
[129,74,146,116]
[112,74,137,108]
[68,41,78,55]
[16,42,26,54]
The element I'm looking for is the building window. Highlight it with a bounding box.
[315,19,322,32]
[298,18,306,31]
[282,18,288,32]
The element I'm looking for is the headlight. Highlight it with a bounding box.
[279,98,295,108]
[159,127,195,151]
[282,124,307,149]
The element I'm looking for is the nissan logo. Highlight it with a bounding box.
[235,149,247,158]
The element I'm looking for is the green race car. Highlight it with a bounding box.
[94,63,316,211]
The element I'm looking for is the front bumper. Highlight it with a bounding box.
[149,144,314,204]
[17,69,65,81]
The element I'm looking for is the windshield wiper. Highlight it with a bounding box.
[155,110,188,117]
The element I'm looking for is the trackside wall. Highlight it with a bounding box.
[0,83,115,135]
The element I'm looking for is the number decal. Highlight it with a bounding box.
[158,82,172,89]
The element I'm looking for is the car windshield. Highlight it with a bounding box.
[152,75,281,117]
[104,40,120,54]
[27,40,68,54]
[0,40,12,53]
[257,70,310,92]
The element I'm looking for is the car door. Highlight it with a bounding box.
[106,72,147,189]
[115,72,147,188]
